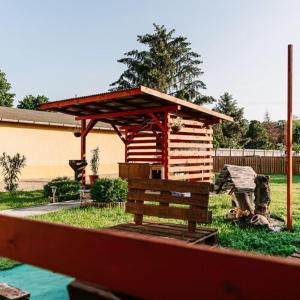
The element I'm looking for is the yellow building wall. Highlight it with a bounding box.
[0,122,124,180]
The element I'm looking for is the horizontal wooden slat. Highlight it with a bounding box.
[170,128,213,134]
[128,139,158,144]
[169,158,213,164]
[128,178,211,193]
[126,202,211,222]
[127,146,161,150]
[169,142,213,149]
[170,135,212,141]
[127,190,208,207]
[127,152,162,156]
[172,119,204,126]
[169,173,211,180]
[169,165,213,172]
[170,150,212,156]
[128,158,163,162]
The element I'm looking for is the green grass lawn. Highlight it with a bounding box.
[1,175,299,270]
[0,190,47,210]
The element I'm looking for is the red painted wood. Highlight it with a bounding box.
[80,120,86,185]
[287,44,293,231]
[148,112,164,131]
[82,119,97,138]
[128,158,163,162]
[0,215,300,299]
[75,105,180,121]
[163,112,169,179]
[39,88,143,110]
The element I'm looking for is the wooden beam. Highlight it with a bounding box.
[148,112,164,131]
[80,120,86,185]
[39,88,143,110]
[82,119,97,138]
[110,123,126,144]
[0,215,300,299]
[287,44,293,232]
[75,105,180,121]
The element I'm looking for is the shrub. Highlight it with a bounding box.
[90,178,128,203]
[0,152,26,192]
[44,177,80,202]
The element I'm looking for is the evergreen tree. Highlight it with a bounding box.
[17,95,49,110]
[110,24,214,105]
[213,92,248,148]
[245,120,270,149]
[0,69,15,107]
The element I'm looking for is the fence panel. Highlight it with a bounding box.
[213,156,300,174]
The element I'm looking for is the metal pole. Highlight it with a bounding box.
[287,44,293,231]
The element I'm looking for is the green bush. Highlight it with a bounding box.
[43,177,80,202]
[90,178,128,203]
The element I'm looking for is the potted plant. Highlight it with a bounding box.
[171,117,184,132]
[90,146,100,184]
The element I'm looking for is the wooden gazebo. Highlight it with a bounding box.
[39,86,232,183]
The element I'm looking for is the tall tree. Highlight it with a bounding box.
[213,92,248,148]
[0,69,15,107]
[245,120,270,149]
[110,24,214,105]
[17,95,49,110]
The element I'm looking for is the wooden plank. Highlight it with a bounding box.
[169,142,213,149]
[1,215,300,299]
[170,150,212,156]
[125,202,212,222]
[128,139,158,144]
[172,119,204,126]
[169,173,211,180]
[128,178,211,193]
[169,158,213,164]
[127,152,162,156]
[169,165,213,172]
[127,190,208,207]
[111,223,215,242]
[128,158,163,162]
[170,128,213,134]
[170,135,212,141]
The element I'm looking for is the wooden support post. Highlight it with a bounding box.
[125,129,128,163]
[81,120,86,185]
[163,112,169,180]
[287,44,293,232]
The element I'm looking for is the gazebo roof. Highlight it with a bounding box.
[39,86,233,126]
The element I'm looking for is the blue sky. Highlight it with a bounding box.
[1,0,299,121]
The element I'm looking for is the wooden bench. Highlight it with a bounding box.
[110,178,218,245]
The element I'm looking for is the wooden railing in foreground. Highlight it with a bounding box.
[0,215,300,299]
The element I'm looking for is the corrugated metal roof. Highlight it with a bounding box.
[0,106,112,130]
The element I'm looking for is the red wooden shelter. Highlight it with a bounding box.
[39,86,232,183]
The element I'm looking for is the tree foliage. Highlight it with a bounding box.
[110,24,214,105]
[0,152,26,192]
[213,93,248,148]
[245,120,270,149]
[0,69,15,107]
[17,94,49,110]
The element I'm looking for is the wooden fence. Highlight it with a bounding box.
[213,156,300,174]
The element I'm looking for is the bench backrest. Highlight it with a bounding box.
[126,178,212,232]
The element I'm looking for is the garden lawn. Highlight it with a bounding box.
[0,190,47,210]
[32,174,300,257]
